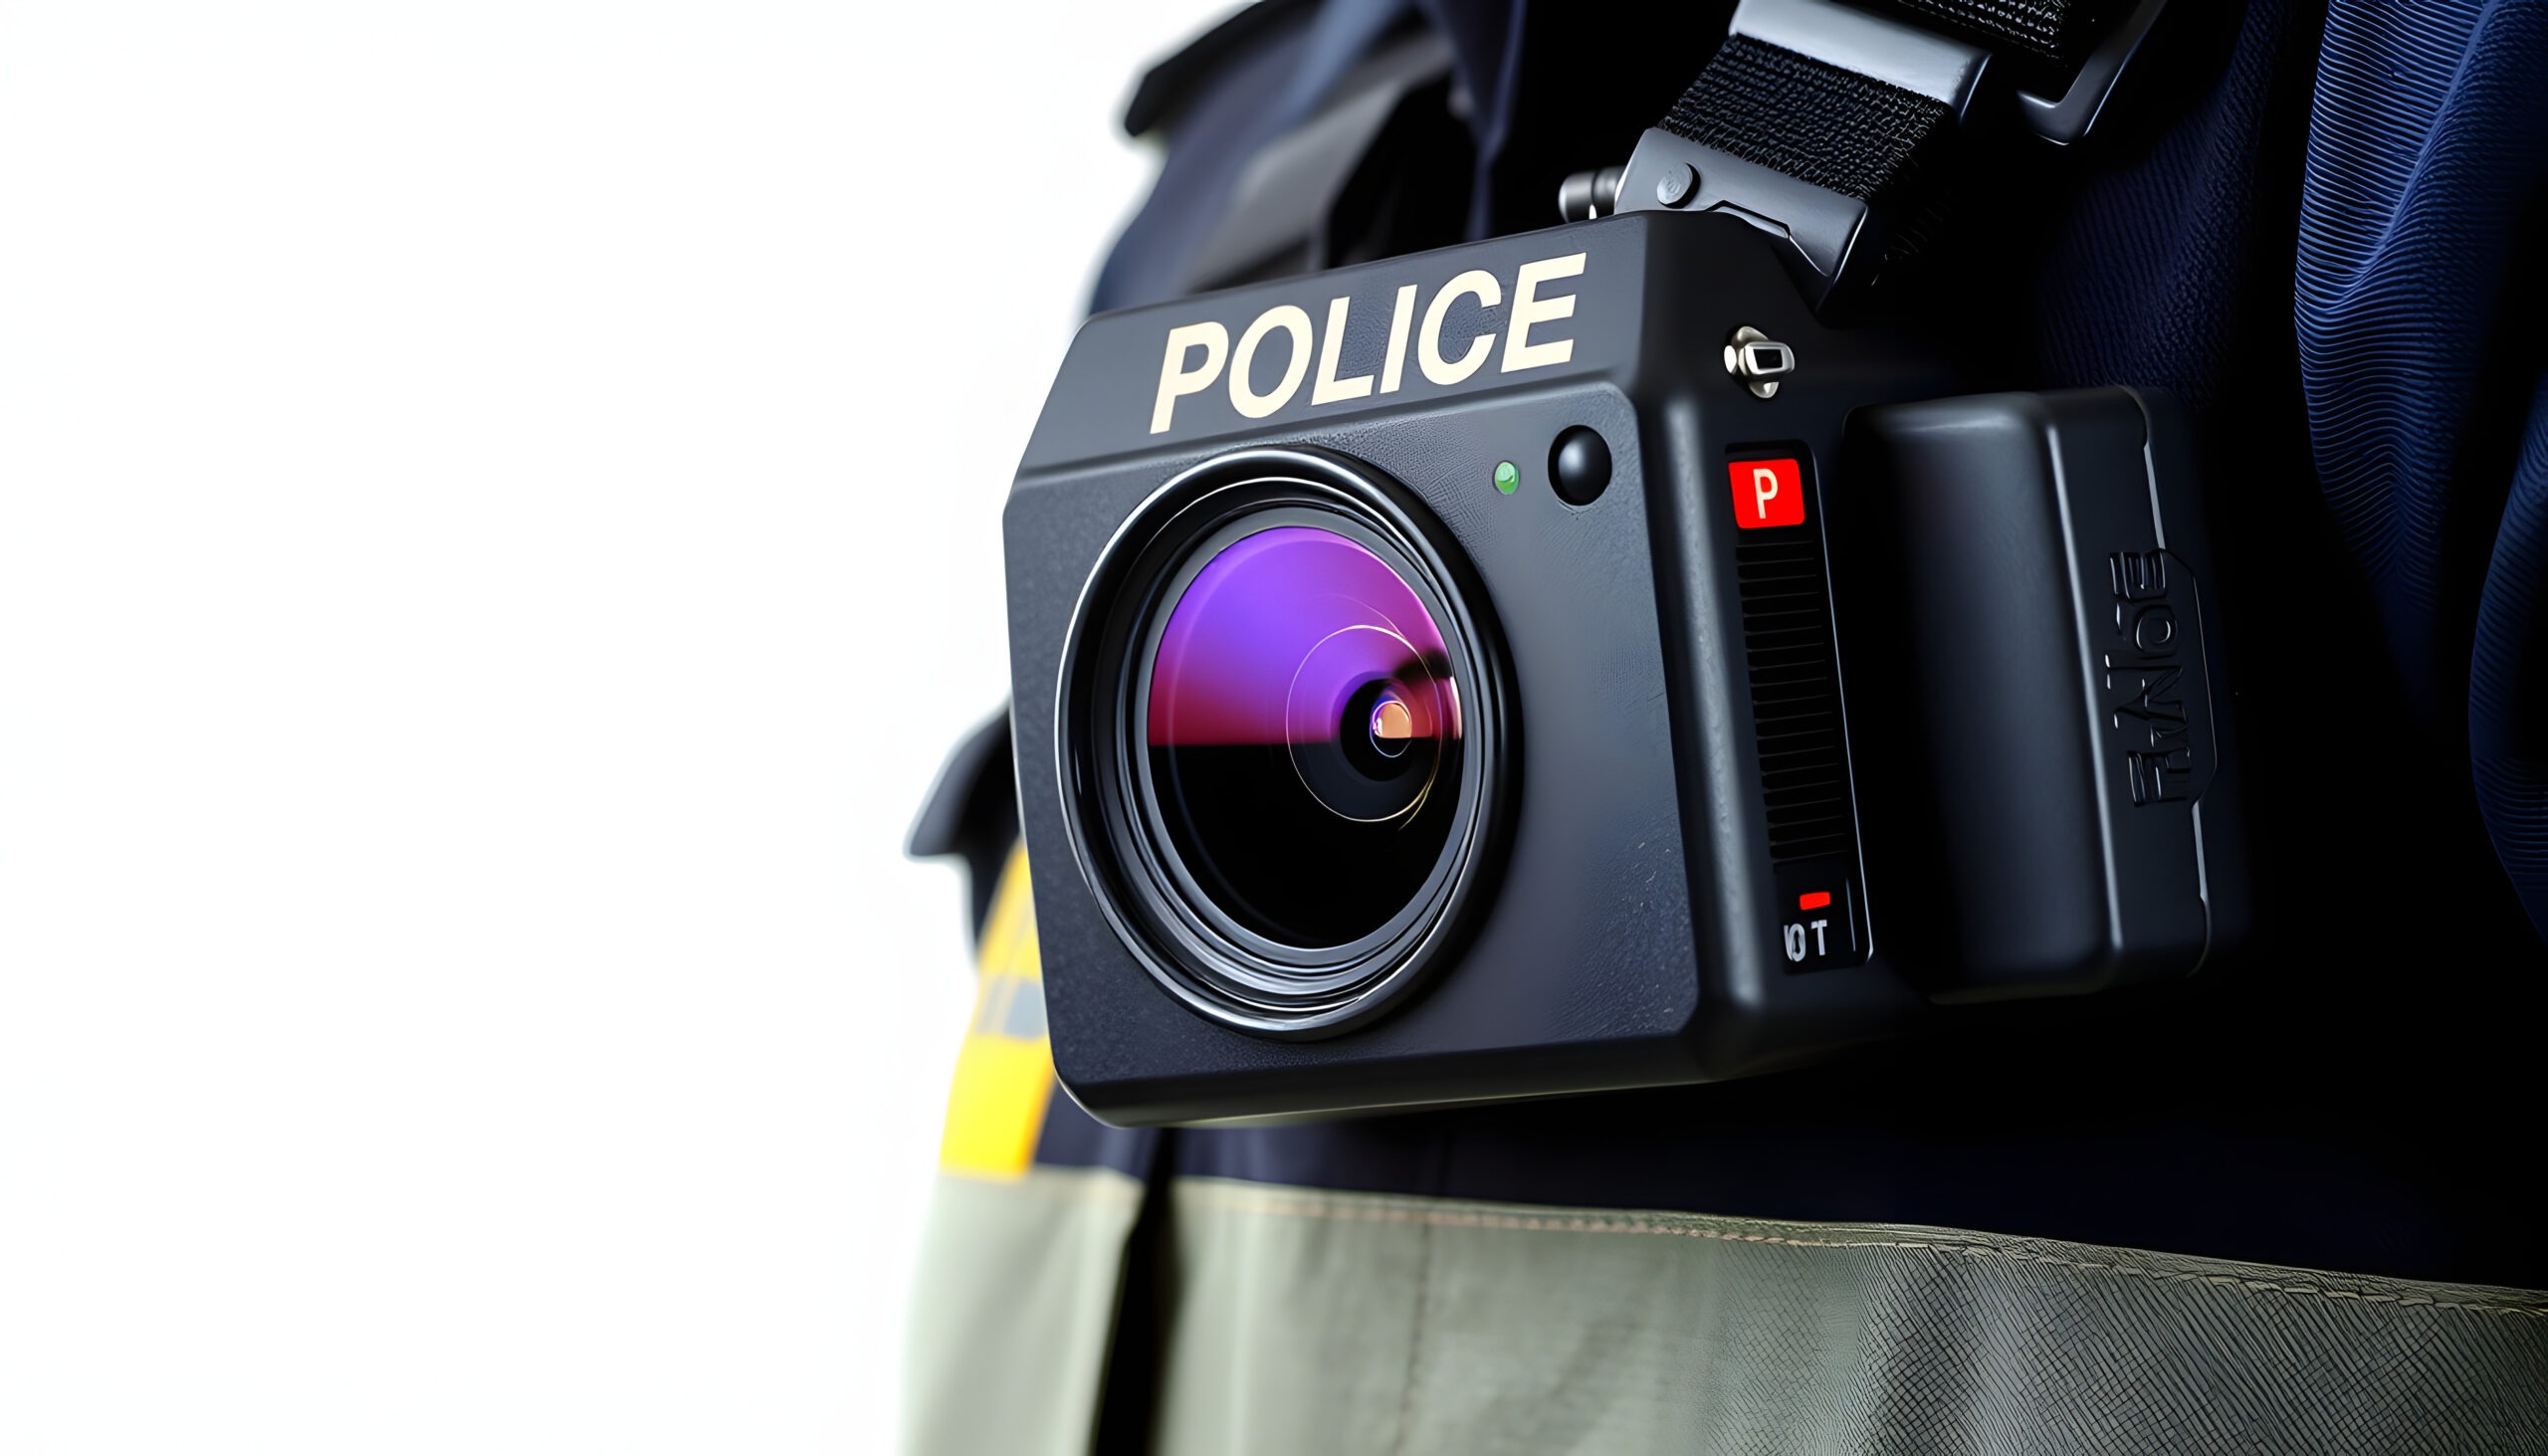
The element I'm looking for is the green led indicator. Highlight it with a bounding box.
[1493,461,1519,495]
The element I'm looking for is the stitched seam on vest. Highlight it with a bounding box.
[1177,1182,2548,1320]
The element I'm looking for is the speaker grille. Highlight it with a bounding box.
[1734,534,1858,864]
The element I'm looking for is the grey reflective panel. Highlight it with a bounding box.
[903,1165,1144,1456]
[904,1169,2548,1454]
[1145,1179,2548,1455]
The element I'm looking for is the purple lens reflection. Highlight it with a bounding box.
[1143,523,1466,947]
[1280,626,1446,820]
[1148,526,1457,750]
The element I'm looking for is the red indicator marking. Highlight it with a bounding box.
[1729,458,1805,529]
[1798,891,1832,912]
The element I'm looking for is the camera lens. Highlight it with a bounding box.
[1059,448,1508,1035]
[1146,523,1461,946]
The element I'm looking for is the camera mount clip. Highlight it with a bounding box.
[1562,0,2172,312]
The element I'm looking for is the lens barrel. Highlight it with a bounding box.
[1056,449,1509,1037]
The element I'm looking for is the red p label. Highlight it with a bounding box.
[1729,457,1805,528]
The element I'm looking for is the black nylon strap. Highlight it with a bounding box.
[1659,35,1956,208]
[1640,0,2145,294]
[1873,0,2123,70]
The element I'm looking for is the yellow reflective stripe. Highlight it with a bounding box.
[938,845,1056,1179]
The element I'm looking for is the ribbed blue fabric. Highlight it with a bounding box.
[2028,0,2290,409]
[2473,379,2548,931]
[2296,0,2548,934]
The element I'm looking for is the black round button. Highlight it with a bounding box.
[1549,426,1611,506]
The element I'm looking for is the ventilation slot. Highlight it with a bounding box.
[1734,533,1858,865]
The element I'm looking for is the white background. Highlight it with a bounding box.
[0,2,1214,1449]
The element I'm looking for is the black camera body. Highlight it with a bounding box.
[1004,211,2242,1126]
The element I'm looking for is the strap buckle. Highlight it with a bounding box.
[1613,130,1886,313]
[2017,0,2172,146]
[1730,0,1996,124]
[1721,0,2173,146]
[1563,0,2170,312]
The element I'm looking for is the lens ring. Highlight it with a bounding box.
[1124,510,1456,991]
[1281,624,1444,824]
[1053,448,1512,1039]
[1137,518,1458,956]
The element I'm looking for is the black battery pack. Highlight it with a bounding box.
[1841,388,2247,1001]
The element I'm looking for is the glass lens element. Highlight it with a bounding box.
[1145,524,1463,948]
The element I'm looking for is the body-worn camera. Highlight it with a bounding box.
[1005,208,2243,1125]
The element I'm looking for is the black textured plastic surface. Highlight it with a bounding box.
[1839,388,2242,999]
